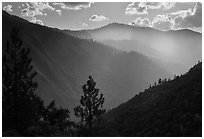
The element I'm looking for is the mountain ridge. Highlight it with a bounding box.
[65,22,201,35]
[3,11,201,35]
[2,10,171,113]
[65,18,201,75]
[103,62,202,136]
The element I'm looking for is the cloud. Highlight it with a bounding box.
[53,2,92,10]
[142,2,162,9]
[173,2,202,29]
[21,2,55,17]
[140,3,202,31]
[143,2,175,10]
[125,2,147,15]
[129,14,175,31]
[189,27,202,33]
[162,2,175,9]
[169,8,193,16]
[30,17,43,25]
[151,14,174,31]
[82,23,88,27]
[125,2,175,15]
[89,15,109,22]
[129,17,150,27]
[3,5,13,12]
[55,9,62,15]
[148,2,202,31]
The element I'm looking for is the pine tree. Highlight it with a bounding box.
[74,76,105,136]
[158,78,162,85]
[2,28,43,134]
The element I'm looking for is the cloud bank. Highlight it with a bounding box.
[21,2,55,17]
[129,2,202,31]
[20,2,55,25]
[173,2,202,29]
[125,2,175,15]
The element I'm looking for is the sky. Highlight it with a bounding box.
[2,2,202,32]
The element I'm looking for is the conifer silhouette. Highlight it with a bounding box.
[2,28,43,134]
[74,76,105,136]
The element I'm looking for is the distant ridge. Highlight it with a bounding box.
[65,18,201,75]
[66,22,201,35]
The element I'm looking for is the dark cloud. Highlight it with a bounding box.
[89,15,109,22]
[173,2,202,29]
[53,2,93,10]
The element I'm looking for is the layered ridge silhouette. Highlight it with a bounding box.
[66,23,202,75]
[3,11,199,115]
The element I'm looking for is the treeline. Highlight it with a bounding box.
[148,60,201,90]
[104,61,202,136]
[2,28,106,137]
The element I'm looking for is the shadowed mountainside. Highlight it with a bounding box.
[2,11,171,114]
[103,62,202,137]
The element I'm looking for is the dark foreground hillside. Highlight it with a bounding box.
[103,62,202,137]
